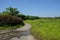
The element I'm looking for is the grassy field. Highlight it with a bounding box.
[0,25,22,30]
[25,19,60,40]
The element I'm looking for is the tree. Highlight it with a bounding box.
[17,14,26,20]
[2,11,10,15]
[0,12,2,15]
[6,7,19,16]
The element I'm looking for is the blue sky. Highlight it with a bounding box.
[0,0,60,17]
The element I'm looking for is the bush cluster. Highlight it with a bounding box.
[17,14,40,20]
[0,15,24,26]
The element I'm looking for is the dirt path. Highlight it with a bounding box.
[10,24,36,40]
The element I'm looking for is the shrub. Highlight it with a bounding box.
[0,15,24,26]
[17,14,26,20]
[17,14,40,20]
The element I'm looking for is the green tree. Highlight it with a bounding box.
[0,12,1,15]
[2,11,10,15]
[17,14,26,20]
[6,7,19,16]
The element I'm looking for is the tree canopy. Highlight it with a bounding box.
[5,7,20,16]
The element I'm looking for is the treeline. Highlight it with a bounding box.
[39,17,60,19]
[17,14,60,20]
[17,14,40,20]
[0,7,60,21]
[0,7,40,20]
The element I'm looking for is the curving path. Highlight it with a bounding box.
[10,23,37,40]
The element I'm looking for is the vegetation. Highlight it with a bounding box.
[0,15,24,30]
[0,24,22,30]
[17,14,40,20]
[25,19,60,40]
[0,15,24,26]
[5,7,19,16]
[0,7,24,30]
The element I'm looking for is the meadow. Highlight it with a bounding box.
[25,19,60,40]
[0,25,22,30]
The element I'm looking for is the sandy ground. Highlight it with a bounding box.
[10,24,37,40]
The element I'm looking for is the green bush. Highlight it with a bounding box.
[0,15,24,26]
[17,14,40,20]
[17,14,26,20]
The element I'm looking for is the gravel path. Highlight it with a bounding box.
[10,24,37,40]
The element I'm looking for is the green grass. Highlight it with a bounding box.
[0,25,22,30]
[25,19,60,40]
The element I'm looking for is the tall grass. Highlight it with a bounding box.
[25,19,60,40]
[0,24,22,30]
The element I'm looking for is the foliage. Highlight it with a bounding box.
[0,7,60,20]
[17,14,40,20]
[0,7,40,20]
[25,19,60,40]
[25,15,39,20]
[5,7,19,16]
[54,17,60,19]
[0,24,22,30]
[0,15,24,26]
[17,14,26,20]
[2,11,10,15]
